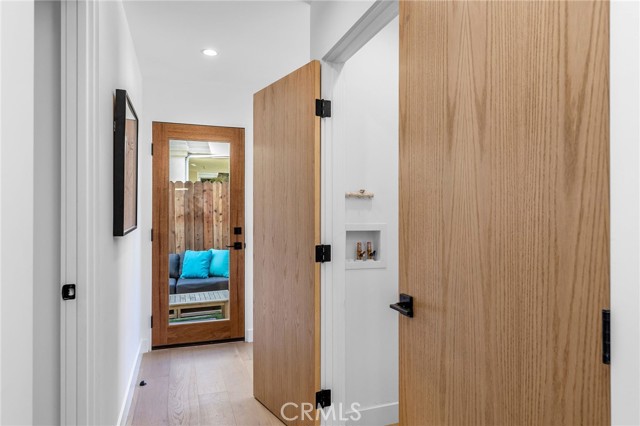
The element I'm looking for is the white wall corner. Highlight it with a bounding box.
[245,328,254,343]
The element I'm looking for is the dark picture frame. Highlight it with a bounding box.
[113,89,139,236]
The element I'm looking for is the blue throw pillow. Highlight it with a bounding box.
[209,249,230,278]
[180,250,212,279]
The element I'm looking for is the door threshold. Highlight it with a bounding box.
[152,336,245,350]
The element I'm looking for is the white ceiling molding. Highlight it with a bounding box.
[322,0,398,64]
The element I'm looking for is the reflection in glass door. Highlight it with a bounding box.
[168,140,232,324]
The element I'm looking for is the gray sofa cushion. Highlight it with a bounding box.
[178,251,186,276]
[169,278,177,295]
[176,277,229,294]
[169,253,180,279]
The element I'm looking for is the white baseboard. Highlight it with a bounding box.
[117,339,146,426]
[245,328,253,342]
[348,402,398,426]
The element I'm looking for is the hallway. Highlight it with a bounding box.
[126,342,283,425]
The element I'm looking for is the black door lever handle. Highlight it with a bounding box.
[390,293,413,318]
[226,242,245,250]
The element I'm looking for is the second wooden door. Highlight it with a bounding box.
[398,1,610,424]
[253,61,322,426]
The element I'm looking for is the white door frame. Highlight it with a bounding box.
[319,1,399,424]
[61,0,99,424]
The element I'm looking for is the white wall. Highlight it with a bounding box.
[322,15,400,425]
[610,2,640,425]
[94,2,147,424]
[343,17,399,424]
[140,15,311,343]
[33,1,61,424]
[0,1,35,425]
[310,0,375,60]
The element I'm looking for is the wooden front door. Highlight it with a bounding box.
[253,61,321,426]
[152,122,245,347]
[398,1,610,425]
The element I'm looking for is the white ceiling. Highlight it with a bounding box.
[122,1,310,90]
[170,140,230,157]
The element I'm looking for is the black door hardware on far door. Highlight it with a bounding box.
[390,294,413,318]
[226,242,245,250]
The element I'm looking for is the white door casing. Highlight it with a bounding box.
[61,1,99,424]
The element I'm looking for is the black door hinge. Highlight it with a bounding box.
[151,143,153,155]
[315,99,331,118]
[151,229,153,241]
[62,284,76,300]
[316,389,331,409]
[150,315,153,328]
[602,309,610,365]
[315,244,331,263]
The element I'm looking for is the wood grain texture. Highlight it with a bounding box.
[152,122,245,347]
[168,181,230,253]
[127,343,283,426]
[253,61,321,426]
[398,1,610,425]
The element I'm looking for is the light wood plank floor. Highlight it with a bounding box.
[126,342,284,426]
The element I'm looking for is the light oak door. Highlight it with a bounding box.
[253,61,321,426]
[398,1,610,425]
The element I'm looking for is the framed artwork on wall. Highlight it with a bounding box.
[113,89,139,236]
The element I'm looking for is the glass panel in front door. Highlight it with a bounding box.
[167,140,231,325]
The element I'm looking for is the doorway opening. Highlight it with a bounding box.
[322,15,400,425]
[152,122,245,347]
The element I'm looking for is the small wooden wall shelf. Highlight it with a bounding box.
[345,189,374,199]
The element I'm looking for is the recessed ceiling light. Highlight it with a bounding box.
[202,49,218,57]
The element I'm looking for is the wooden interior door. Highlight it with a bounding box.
[152,122,245,347]
[253,61,321,425]
[398,1,610,425]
